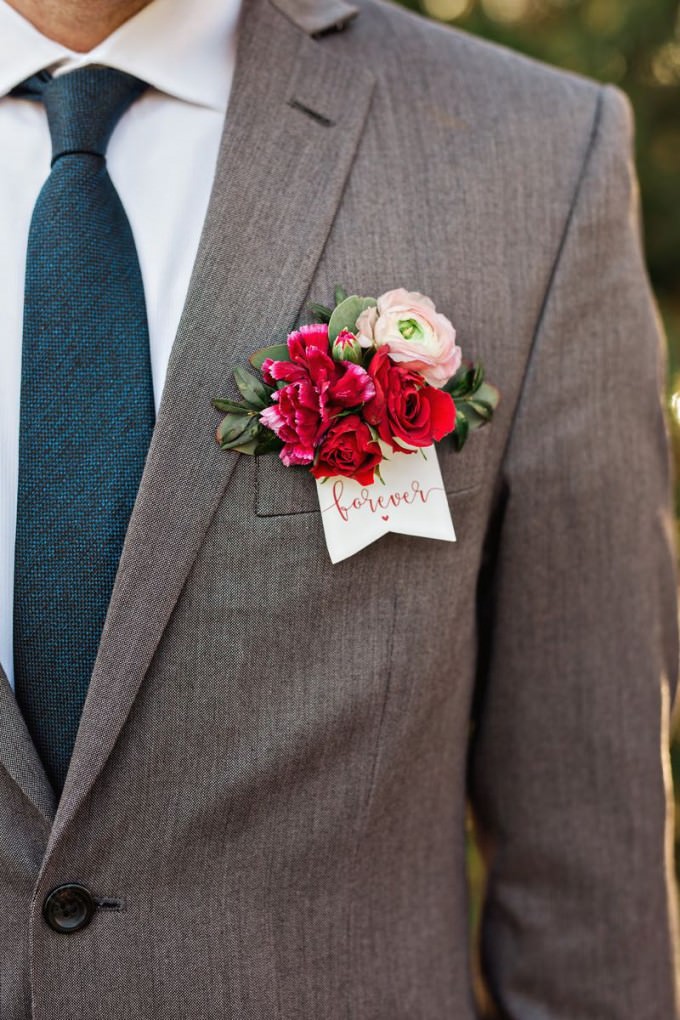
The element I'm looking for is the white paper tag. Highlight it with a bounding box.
[315,445,456,564]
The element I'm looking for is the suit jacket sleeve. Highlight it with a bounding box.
[467,83,680,1019]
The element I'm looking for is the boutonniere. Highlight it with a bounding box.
[212,287,499,562]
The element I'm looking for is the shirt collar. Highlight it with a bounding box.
[0,0,242,111]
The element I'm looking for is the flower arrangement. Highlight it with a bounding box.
[212,287,499,485]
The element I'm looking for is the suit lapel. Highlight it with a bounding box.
[50,0,374,842]
[0,666,56,824]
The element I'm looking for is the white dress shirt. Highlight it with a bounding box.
[0,0,242,690]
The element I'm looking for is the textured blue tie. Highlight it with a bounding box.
[12,68,155,795]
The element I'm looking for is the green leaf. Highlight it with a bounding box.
[307,302,333,324]
[328,295,377,343]
[471,361,485,393]
[231,424,284,457]
[475,381,500,410]
[216,412,253,448]
[460,404,488,429]
[211,397,253,415]
[444,363,498,408]
[249,343,290,371]
[233,365,273,410]
[218,414,263,451]
[452,411,470,452]
[463,398,494,422]
[444,361,476,398]
[253,430,284,455]
[230,438,259,455]
[455,397,498,432]
[455,382,499,430]
[334,285,348,306]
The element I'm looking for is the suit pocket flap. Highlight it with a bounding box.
[255,428,490,517]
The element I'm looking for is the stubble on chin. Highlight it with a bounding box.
[5,0,156,51]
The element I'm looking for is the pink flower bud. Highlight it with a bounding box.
[331,329,363,365]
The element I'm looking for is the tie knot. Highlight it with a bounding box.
[13,66,147,164]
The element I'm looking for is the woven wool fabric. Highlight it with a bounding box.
[12,68,154,794]
[0,0,678,1016]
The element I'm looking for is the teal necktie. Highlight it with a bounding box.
[12,67,155,795]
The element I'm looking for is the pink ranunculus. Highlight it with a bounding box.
[356,288,461,388]
[259,323,375,468]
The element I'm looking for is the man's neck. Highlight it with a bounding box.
[5,0,154,51]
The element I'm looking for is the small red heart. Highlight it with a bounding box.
[381,514,389,521]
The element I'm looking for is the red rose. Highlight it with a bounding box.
[311,415,382,486]
[365,347,455,451]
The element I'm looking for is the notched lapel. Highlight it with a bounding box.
[0,666,56,824]
[49,0,375,845]
[270,0,359,35]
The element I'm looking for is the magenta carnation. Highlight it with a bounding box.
[260,323,375,467]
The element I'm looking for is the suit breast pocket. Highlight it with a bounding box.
[255,427,491,517]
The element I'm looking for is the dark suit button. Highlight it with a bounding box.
[43,884,95,933]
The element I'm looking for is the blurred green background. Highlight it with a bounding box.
[394,0,680,350]
[391,0,680,979]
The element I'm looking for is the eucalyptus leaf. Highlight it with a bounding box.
[233,365,273,409]
[457,405,488,430]
[464,398,494,422]
[211,397,254,415]
[328,295,377,343]
[216,412,253,448]
[218,414,261,451]
[230,439,259,455]
[249,343,290,371]
[334,285,348,306]
[231,426,284,457]
[475,381,500,410]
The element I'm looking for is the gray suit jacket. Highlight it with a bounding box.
[2,0,678,1016]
